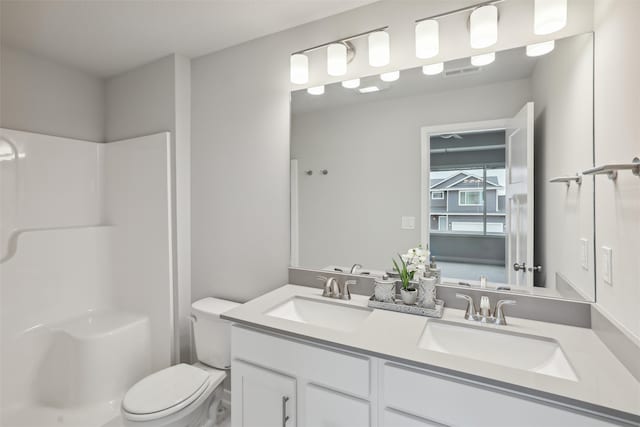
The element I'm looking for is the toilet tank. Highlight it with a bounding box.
[191,298,240,369]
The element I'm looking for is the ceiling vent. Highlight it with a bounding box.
[444,65,482,78]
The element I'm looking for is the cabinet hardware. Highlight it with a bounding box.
[282,396,290,426]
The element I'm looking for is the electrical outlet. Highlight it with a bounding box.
[401,216,416,230]
[601,246,613,285]
[580,238,589,270]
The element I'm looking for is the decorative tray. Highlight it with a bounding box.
[367,295,444,318]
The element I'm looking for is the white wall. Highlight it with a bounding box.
[174,55,193,362]
[0,45,104,141]
[104,55,174,142]
[593,0,640,338]
[291,79,531,270]
[531,34,595,300]
[191,0,594,303]
[105,54,192,362]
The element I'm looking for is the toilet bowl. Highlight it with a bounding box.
[121,298,240,427]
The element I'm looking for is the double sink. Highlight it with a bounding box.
[266,296,578,382]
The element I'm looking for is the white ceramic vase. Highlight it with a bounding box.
[400,287,418,305]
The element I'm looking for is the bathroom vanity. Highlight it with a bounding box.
[223,285,640,427]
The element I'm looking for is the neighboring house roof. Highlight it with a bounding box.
[430,171,502,190]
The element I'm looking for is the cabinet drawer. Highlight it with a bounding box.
[383,409,447,427]
[232,325,370,399]
[304,384,370,427]
[382,362,618,427]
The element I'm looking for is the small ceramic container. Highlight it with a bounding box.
[374,277,396,302]
[417,275,437,309]
[400,287,418,305]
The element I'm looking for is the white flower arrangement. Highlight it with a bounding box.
[400,245,430,275]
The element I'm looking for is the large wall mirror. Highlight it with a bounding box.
[290,32,595,302]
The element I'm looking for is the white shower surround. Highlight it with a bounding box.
[0,129,174,426]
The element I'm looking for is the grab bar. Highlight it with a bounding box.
[582,157,640,180]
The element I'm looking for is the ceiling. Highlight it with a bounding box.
[0,0,377,77]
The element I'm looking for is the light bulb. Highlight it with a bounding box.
[534,0,567,35]
[327,43,347,76]
[369,31,390,67]
[470,5,498,49]
[526,40,555,57]
[415,20,439,59]
[307,85,325,95]
[380,71,400,82]
[422,62,444,76]
[341,79,361,89]
[471,52,495,66]
[290,54,309,84]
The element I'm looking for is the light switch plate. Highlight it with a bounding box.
[401,216,416,230]
[601,246,613,285]
[580,238,589,270]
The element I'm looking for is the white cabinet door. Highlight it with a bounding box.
[232,360,296,427]
[382,409,448,427]
[303,383,371,427]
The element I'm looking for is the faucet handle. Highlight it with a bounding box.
[493,299,516,325]
[342,280,356,300]
[317,276,332,297]
[456,293,478,320]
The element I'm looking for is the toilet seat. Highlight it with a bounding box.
[122,364,213,422]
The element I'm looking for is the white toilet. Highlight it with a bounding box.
[121,297,240,427]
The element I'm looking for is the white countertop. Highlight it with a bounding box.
[222,284,640,421]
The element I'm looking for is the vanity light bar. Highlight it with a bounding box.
[290,26,389,85]
[293,0,567,86]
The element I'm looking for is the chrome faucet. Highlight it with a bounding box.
[456,294,478,320]
[350,264,363,274]
[317,276,353,300]
[493,299,517,325]
[455,294,516,325]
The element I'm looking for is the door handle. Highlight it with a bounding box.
[282,396,290,426]
[513,262,527,272]
[528,265,542,272]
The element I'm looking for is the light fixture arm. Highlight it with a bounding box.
[415,0,504,23]
[292,25,389,56]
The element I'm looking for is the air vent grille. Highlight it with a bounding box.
[444,65,482,78]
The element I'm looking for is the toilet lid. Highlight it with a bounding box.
[122,364,210,416]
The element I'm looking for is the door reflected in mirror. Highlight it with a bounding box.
[290,32,594,302]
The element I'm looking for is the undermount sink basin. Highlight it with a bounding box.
[266,297,372,332]
[419,320,578,381]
